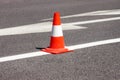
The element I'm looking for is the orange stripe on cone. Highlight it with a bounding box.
[50,36,65,48]
[42,12,72,54]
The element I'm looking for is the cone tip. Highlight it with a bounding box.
[53,11,61,25]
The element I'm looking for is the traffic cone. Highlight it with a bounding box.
[42,12,72,54]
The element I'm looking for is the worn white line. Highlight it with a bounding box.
[0,38,120,63]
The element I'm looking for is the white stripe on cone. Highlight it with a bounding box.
[51,25,63,37]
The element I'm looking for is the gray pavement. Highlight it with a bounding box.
[0,0,120,80]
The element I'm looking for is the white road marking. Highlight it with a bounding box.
[0,22,86,36]
[42,9,120,20]
[88,9,120,16]
[0,51,49,63]
[0,9,120,36]
[0,38,120,63]
[0,9,120,62]
[1,16,119,36]
[65,17,120,25]
[67,38,120,50]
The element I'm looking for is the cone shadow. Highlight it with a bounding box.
[36,47,45,50]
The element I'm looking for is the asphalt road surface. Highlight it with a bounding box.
[0,0,120,80]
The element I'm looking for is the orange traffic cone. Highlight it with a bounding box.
[42,12,72,54]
